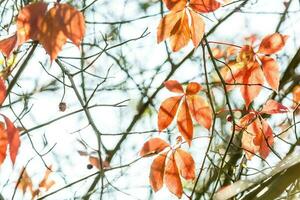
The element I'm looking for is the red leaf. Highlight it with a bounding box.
[140,138,170,156]
[150,151,168,192]
[261,99,289,114]
[186,82,202,95]
[163,0,187,11]
[189,9,205,47]
[3,115,20,164]
[0,34,18,57]
[164,153,183,198]
[177,98,193,145]
[157,11,183,44]
[260,56,280,91]
[293,85,300,104]
[174,148,195,180]
[0,78,6,106]
[164,80,184,93]
[258,33,288,54]
[220,61,245,91]
[240,62,264,108]
[190,0,221,13]
[16,2,48,45]
[186,95,212,129]
[158,96,183,131]
[170,10,191,52]
[0,122,7,165]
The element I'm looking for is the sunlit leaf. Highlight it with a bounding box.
[164,80,184,93]
[177,98,193,145]
[258,33,288,54]
[150,151,168,192]
[164,153,183,198]
[158,96,183,131]
[260,56,279,91]
[140,138,170,156]
[190,0,221,13]
[261,99,289,114]
[174,148,195,180]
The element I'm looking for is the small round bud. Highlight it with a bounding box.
[226,115,233,122]
[87,164,93,169]
[59,102,66,112]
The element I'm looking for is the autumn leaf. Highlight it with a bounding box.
[163,0,187,11]
[261,100,289,114]
[293,85,300,104]
[16,2,48,45]
[36,3,85,60]
[189,10,205,48]
[164,80,184,93]
[189,0,221,13]
[177,98,193,145]
[0,34,18,57]
[158,96,183,131]
[258,33,288,55]
[220,34,287,107]
[164,153,183,198]
[3,115,20,164]
[239,62,264,108]
[186,82,202,95]
[149,151,168,192]
[0,78,6,105]
[17,168,34,195]
[0,122,7,165]
[170,11,191,52]
[158,0,222,52]
[140,138,170,156]
[174,148,195,180]
[158,80,212,144]
[187,95,212,129]
[260,56,280,91]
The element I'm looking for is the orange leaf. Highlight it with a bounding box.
[157,11,183,44]
[293,85,300,104]
[0,78,6,105]
[189,9,205,47]
[174,148,195,180]
[261,99,289,114]
[164,153,183,198]
[177,98,193,145]
[37,3,85,60]
[190,0,221,13]
[164,80,184,93]
[258,33,288,54]
[186,82,202,95]
[158,96,183,131]
[254,118,274,159]
[16,2,48,45]
[239,62,264,108]
[0,34,18,57]
[149,151,168,192]
[0,122,7,165]
[186,95,212,129]
[170,11,191,52]
[163,0,187,11]
[220,61,245,91]
[17,168,33,194]
[140,138,170,156]
[3,115,20,164]
[260,56,279,91]
[39,166,55,191]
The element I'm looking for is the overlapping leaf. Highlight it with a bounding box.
[158,80,212,144]
[0,2,85,60]
[221,33,287,108]
[140,138,195,198]
[237,100,288,159]
[157,0,223,51]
